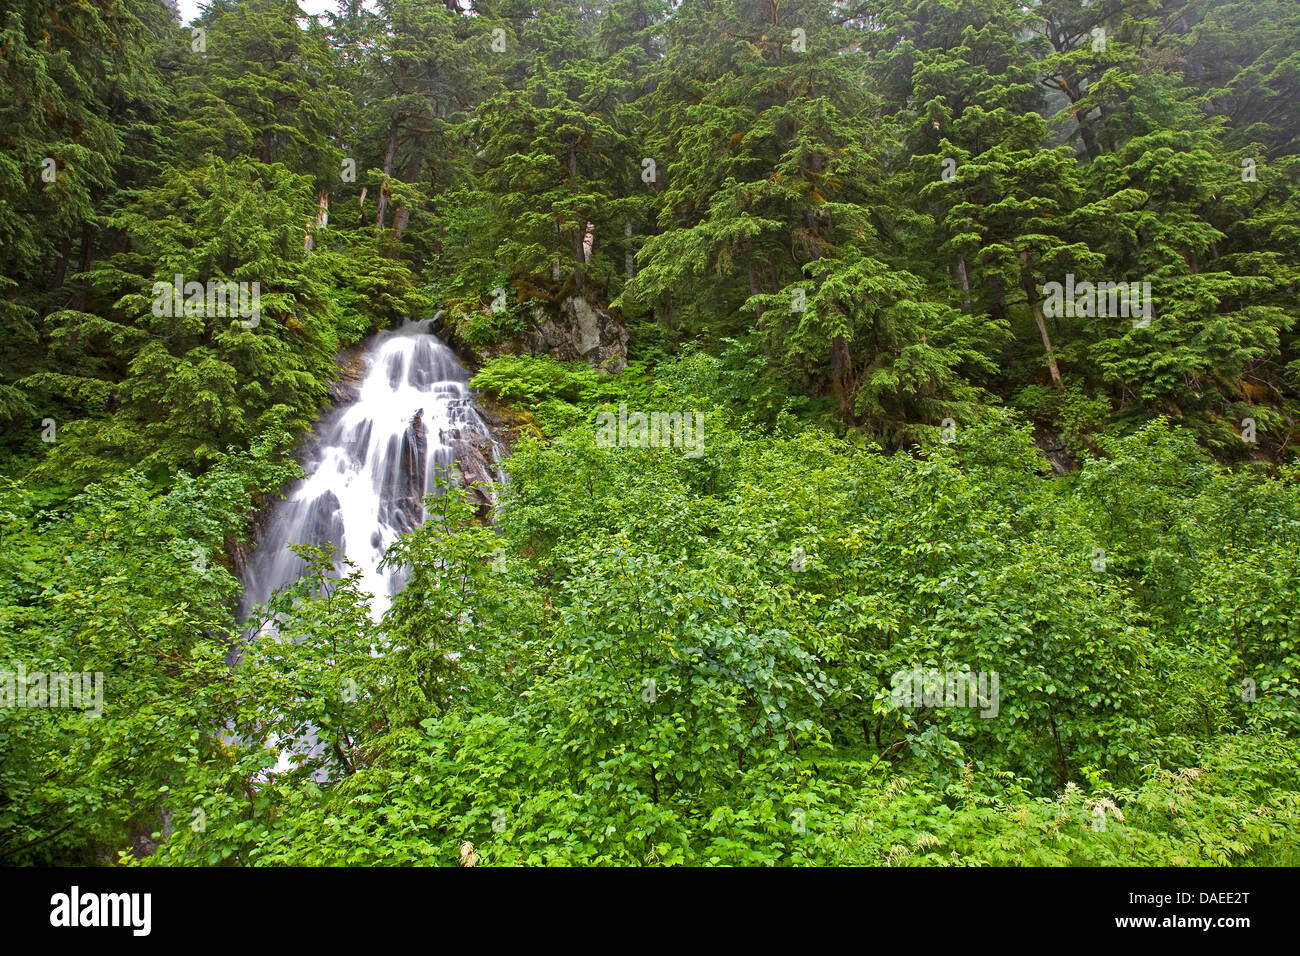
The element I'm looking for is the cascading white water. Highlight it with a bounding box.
[241,318,499,620]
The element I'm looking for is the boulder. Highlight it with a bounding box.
[524,295,628,371]
[450,432,500,519]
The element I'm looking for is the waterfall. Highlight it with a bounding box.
[240,317,500,620]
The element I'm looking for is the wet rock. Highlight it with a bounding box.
[450,432,499,519]
[441,294,629,373]
[329,345,368,406]
[377,409,428,533]
[301,490,345,547]
[1034,428,1077,475]
[525,295,628,371]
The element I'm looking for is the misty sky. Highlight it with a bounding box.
[175,0,338,24]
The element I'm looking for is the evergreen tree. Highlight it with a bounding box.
[30,156,340,479]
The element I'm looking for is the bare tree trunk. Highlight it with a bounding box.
[830,333,856,423]
[304,190,328,252]
[571,229,586,294]
[1021,251,1062,387]
[376,125,397,230]
[1069,101,1100,160]
[951,255,971,310]
[1031,298,1063,387]
[624,219,634,278]
[1058,68,1101,160]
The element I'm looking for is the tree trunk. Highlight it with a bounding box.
[624,219,634,278]
[950,255,971,310]
[1059,70,1101,160]
[568,147,584,294]
[304,190,328,252]
[376,124,397,230]
[1021,251,1063,387]
[73,222,95,309]
[830,333,856,422]
[50,234,72,292]
[394,134,427,239]
[1046,702,1070,787]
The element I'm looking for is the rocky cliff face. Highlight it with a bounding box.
[449,431,499,519]
[523,295,628,371]
[377,409,428,535]
[1034,428,1078,475]
[438,293,629,489]
[327,343,369,406]
[445,293,629,374]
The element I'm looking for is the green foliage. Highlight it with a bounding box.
[0,439,297,863]
[469,354,649,434]
[5,0,1300,870]
[110,363,1300,866]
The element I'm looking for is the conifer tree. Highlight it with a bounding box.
[30,156,340,479]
